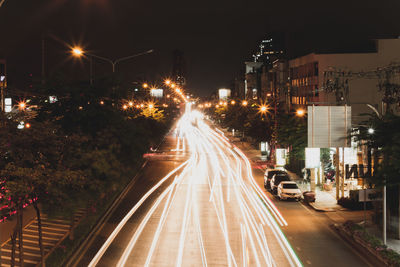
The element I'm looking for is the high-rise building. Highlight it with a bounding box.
[253,33,285,66]
[172,50,186,86]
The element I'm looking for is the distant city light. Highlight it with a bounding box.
[368,128,375,134]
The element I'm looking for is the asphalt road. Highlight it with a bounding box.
[251,170,372,267]
[74,108,370,267]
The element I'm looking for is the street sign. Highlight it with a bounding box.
[308,105,351,148]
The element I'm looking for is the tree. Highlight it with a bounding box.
[277,113,307,173]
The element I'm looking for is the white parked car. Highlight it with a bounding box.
[277,181,302,201]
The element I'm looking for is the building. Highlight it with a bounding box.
[253,35,285,67]
[245,34,286,101]
[172,50,186,86]
[288,39,400,123]
[244,62,262,99]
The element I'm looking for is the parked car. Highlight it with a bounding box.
[270,173,291,193]
[277,181,302,201]
[264,169,287,189]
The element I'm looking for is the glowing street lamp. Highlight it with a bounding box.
[18,101,26,110]
[142,83,149,88]
[148,103,154,109]
[242,100,248,106]
[259,105,268,113]
[128,101,133,107]
[71,47,153,73]
[296,109,305,117]
[368,128,375,134]
[72,47,83,57]
[164,79,171,85]
[122,104,128,110]
[170,83,176,88]
[231,100,236,105]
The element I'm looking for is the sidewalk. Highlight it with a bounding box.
[219,127,400,256]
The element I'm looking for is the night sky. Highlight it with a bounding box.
[1,0,399,96]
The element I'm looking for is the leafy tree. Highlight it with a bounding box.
[354,113,400,187]
[277,113,307,173]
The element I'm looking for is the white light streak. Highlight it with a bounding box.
[91,105,302,267]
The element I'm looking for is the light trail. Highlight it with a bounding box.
[88,159,189,267]
[90,107,302,267]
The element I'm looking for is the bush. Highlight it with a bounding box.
[343,220,400,266]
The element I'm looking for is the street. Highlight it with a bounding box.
[74,107,370,267]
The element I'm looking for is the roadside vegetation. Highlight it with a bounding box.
[0,78,175,266]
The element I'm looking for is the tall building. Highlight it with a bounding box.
[253,33,285,66]
[244,33,286,100]
[172,50,186,86]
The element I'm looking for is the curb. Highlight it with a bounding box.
[308,202,337,212]
[330,223,387,267]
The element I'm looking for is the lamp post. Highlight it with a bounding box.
[72,47,154,84]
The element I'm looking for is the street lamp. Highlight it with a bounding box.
[296,109,305,117]
[242,100,248,107]
[72,47,83,56]
[72,47,153,73]
[368,128,375,134]
[71,46,153,85]
[18,101,26,110]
